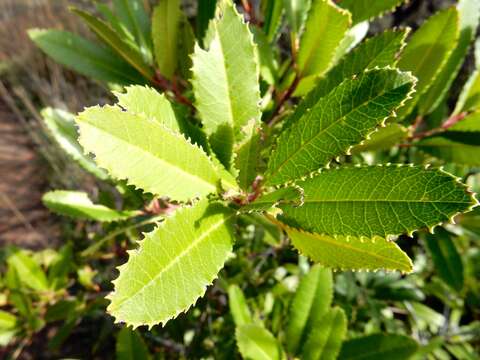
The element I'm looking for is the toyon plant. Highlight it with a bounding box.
[34,0,480,333]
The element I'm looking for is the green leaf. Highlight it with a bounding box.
[266,69,415,186]
[76,104,231,201]
[301,307,347,360]
[338,334,419,360]
[112,0,152,62]
[253,27,279,85]
[286,265,333,355]
[418,0,480,115]
[294,28,409,97]
[28,29,143,85]
[6,248,48,292]
[177,16,195,80]
[297,0,351,77]
[236,324,285,360]
[196,0,217,44]
[228,285,253,326]
[262,0,284,42]
[41,107,109,180]
[425,228,464,292]
[42,190,139,222]
[114,86,178,130]
[350,123,409,154]
[279,166,477,237]
[107,200,236,328]
[417,111,480,165]
[241,186,303,213]
[331,21,369,65]
[48,244,74,291]
[397,8,459,119]
[116,327,151,360]
[71,8,154,81]
[338,0,407,24]
[283,0,311,36]
[152,0,181,79]
[235,120,262,190]
[455,38,480,113]
[191,0,261,169]
[0,311,17,330]
[284,227,413,272]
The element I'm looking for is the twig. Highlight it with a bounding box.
[152,72,194,110]
[411,112,467,140]
[268,74,301,127]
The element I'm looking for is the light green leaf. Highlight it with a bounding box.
[425,228,464,292]
[113,0,152,62]
[294,28,409,97]
[191,0,261,169]
[262,0,284,42]
[418,0,480,115]
[279,166,477,237]
[350,123,409,154]
[228,285,253,326]
[266,69,415,186]
[43,190,139,222]
[397,8,459,119]
[76,105,231,201]
[331,21,369,65]
[41,107,109,180]
[253,27,279,85]
[0,311,17,330]
[286,265,333,355]
[283,0,311,36]
[152,0,181,79]
[6,248,49,292]
[338,334,419,360]
[455,38,480,113]
[241,186,303,213]
[28,29,143,85]
[114,86,178,130]
[71,8,154,81]
[338,0,407,24]
[107,200,236,328]
[297,0,351,77]
[301,307,347,360]
[116,327,151,360]
[235,120,262,191]
[417,111,480,165]
[236,324,285,360]
[284,227,413,272]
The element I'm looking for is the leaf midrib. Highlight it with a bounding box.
[269,77,406,181]
[113,212,235,310]
[300,199,470,204]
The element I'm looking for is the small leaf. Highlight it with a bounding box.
[338,0,408,24]
[116,327,151,360]
[338,333,419,360]
[425,228,464,292]
[279,166,477,238]
[266,69,415,186]
[107,200,236,328]
[0,311,17,330]
[41,107,108,180]
[113,0,152,62]
[48,244,74,291]
[397,8,459,119]
[418,0,480,115]
[331,21,369,65]
[76,104,231,201]
[350,123,409,154]
[43,190,139,222]
[152,0,181,79]
[284,227,413,272]
[297,0,351,77]
[283,0,311,36]
[301,307,347,360]
[228,285,253,326]
[6,248,49,292]
[191,0,261,169]
[236,324,285,360]
[28,29,143,85]
[455,38,480,114]
[71,8,154,81]
[241,186,303,213]
[262,0,284,42]
[235,119,262,190]
[286,265,333,355]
